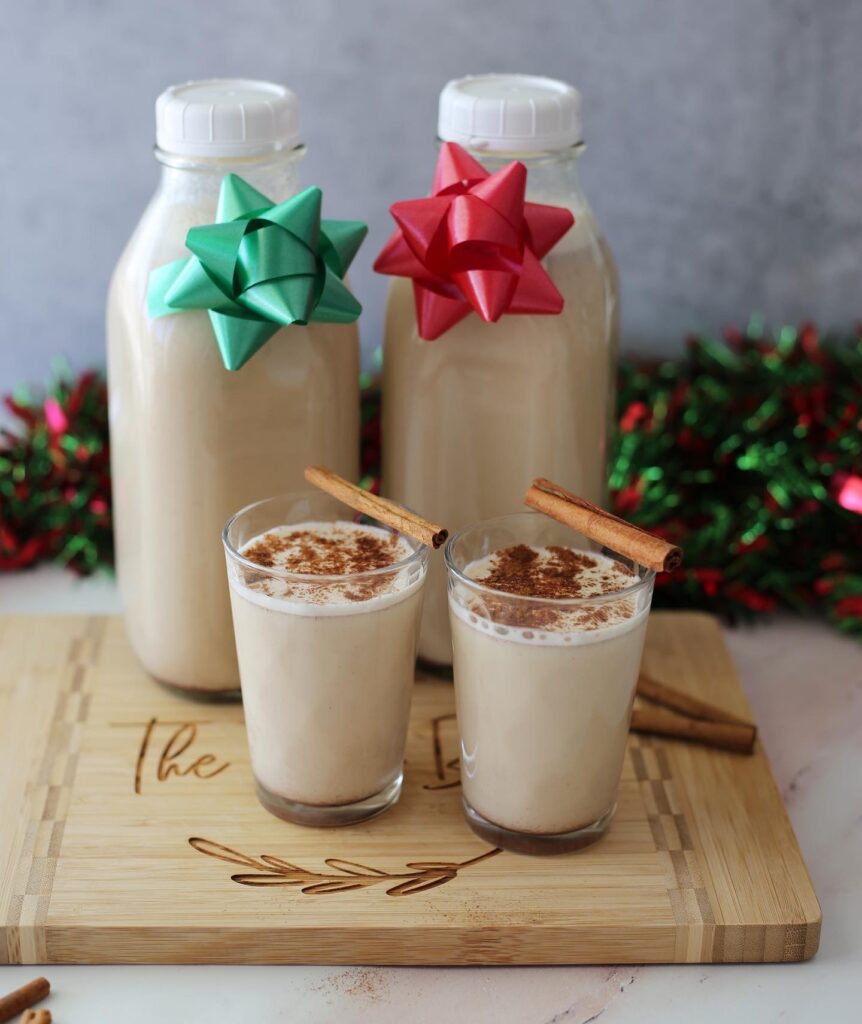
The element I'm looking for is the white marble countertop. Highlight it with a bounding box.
[1,567,860,1022]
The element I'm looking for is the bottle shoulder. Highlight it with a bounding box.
[111,191,220,286]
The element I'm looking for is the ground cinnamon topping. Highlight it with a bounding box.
[474,544,600,599]
[243,525,403,576]
[464,544,638,631]
[239,522,411,603]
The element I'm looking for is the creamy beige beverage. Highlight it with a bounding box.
[108,81,359,695]
[447,526,654,853]
[384,214,617,664]
[225,513,427,824]
[383,74,619,665]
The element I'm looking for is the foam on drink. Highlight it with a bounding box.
[234,521,419,613]
[451,546,646,645]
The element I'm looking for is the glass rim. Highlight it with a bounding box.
[222,491,429,583]
[444,511,656,607]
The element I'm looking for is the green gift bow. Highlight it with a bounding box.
[147,174,367,371]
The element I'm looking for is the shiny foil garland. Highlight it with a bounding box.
[0,369,111,572]
[2,322,861,637]
[610,321,862,636]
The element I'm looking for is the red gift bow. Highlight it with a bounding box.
[373,142,575,340]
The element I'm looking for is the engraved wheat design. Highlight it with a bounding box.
[189,837,500,896]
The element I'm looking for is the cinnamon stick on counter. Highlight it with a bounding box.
[524,478,682,572]
[0,977,50,1024]
[304,466,448,549]
[631,705,757,754]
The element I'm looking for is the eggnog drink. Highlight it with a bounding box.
[224,495,427,825]
[446,514,654,854]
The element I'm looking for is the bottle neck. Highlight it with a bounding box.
[154,146,305,207]
[457,144,587,207]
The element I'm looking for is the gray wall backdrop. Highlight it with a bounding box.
[2,0,860,392]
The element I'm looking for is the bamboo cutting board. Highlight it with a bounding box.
[0,612,820,965]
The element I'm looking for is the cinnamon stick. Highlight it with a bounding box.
[637,673,753,727]
[0,978,49,1024]
[630,705,757,754]
[304,466,448,549]
[524,478,682,572]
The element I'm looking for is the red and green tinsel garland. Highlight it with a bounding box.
[0,369,111,572]
[2,322,860,636]
[610,321,862,638]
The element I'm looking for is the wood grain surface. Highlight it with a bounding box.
[0,613,820,965]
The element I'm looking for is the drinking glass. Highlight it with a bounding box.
[445,512,655,854]
[224,492,428,826]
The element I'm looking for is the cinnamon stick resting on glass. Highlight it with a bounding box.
[304,466,448,549]
[524,477,682,572]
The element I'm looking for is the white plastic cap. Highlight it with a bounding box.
[155,78,301,158]
[438,74,582,153]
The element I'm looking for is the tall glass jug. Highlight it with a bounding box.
[382,75,619,666]
[107,80,359,697]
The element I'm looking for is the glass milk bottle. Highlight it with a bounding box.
[382,75,619,666]
[107,80,360,697]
